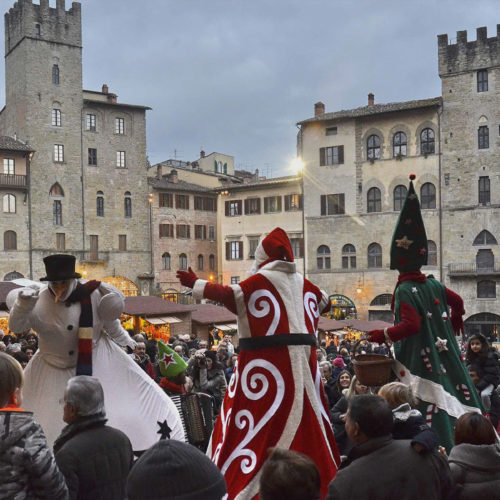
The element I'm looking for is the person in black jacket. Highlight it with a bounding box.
[466,334,500,412]
[54,376,133,500]
[378,381,437,452]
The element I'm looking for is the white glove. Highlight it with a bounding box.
[18,288,40,304]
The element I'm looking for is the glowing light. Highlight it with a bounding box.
[290,157,304,174]
[356,287,362,294]
[209,274,215,282]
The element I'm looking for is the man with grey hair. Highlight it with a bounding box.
[54,376,133,500]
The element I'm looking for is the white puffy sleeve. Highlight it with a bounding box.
[7,286,41,333]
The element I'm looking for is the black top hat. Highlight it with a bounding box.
[40,254,82,281]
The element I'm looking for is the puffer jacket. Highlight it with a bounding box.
[448,443,500,499]
[467,351,500,390]
[0,408,68,500]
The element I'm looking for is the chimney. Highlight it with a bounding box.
[200,150,205,158]
[170,169,178,184]
[108,93,117,104]
[102,84,108,94]
[156,164,162,179]
[368,93,374,106]
[314,102,325,117]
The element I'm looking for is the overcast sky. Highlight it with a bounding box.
[0,0,498,176]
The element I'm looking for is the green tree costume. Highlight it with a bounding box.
[369,175,482,451]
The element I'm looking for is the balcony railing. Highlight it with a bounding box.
[81,251,110,263]
[448,262,500,277]
[0,173,27,189]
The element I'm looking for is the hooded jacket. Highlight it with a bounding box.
[0,408,68,500]
[448,443,500,500]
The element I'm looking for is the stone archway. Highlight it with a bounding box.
[102,276,139,297]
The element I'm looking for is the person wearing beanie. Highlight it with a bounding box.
[7,254,184,450]
[177,227,340,500]
[331,356,345,380]
[367,176,482,451]
[127,440,227,500]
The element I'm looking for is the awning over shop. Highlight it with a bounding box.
[145,316,182,325]
[214,323,238,331]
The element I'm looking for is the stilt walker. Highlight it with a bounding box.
[177,228,339,500]
[368,175,482,451]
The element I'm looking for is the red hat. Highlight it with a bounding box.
[255,227,294,268]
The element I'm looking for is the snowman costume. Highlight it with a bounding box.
[7,255,184,450]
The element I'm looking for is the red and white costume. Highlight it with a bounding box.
[189,228,339,499]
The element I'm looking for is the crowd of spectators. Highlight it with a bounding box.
[2,329,500,499]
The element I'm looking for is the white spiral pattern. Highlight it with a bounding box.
[304,292,319,333]
[220,359,285,475]
[248,289,280,336]
[227,359,239,398]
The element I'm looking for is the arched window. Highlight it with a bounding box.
[370,294,392,306]
[162,252,171,270]
[53,200,62,225]
[393,132,407,157]
[427,240,437,266]
[368,243,382,268]
[124,192,132,218]
[367,187,381,213]
[52,64,59,85]
[473,230,497,246]
[49,182,64,197]
[342,244,356,269]
[179,253,187,270]
[317,245,331,270]
[420,183,436,209]
[367,135,381,160]
[420,128,435,155]
[4,231,16,250]
[96,191,104,217]
[209,254,215,271]
[393,185,407,211]
[198,254,204,270]
[477,280,496,299]
[3,194,15,213]
[476,249,494,270]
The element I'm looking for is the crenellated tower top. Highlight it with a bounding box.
[438,25,500,77]
[4,0,81,56]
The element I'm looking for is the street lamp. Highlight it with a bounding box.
[291,157,306,276]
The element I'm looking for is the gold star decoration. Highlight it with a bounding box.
[395,236,414,250]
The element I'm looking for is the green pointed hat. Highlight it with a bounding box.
[158,340,188,379]
[390,174,428,272]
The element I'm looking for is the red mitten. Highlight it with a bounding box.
[367,329,385,344]
[450,313,464,336]
[176,267,198,288]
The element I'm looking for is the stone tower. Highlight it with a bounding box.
[1,0,84,278]
[438,26,500,335]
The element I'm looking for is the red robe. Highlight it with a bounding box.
[193,260,340,499]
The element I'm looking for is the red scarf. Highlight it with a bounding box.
[159,378,186,394]
[0,404,26,412]
[391,271,427,311]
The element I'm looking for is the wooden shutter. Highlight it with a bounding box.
[238,241,243,260]
[299,194,303,209]
[277,196,282,211]
[299,238,304,258]
[226,242,230,260]
[320,195,326,215]
[175,194,180,208]
[319,148,326,166]
[225,201,230,216]
[244,199,249,214]
[339,193,345,214]
[237,200,242,215]
[203,226,207,239]
[338,146,344,164]
[187,225,190,238]
[264,197,269,213]
[284,195,290,211]
[176,225,179,237]
[256,198,261,214]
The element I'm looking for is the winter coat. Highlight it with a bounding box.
[54,414,133,500]
[330,396,353,456]
[323,376,337,408]
[191,363,227,414]
[0,408,68,500]
[466,351,500,391]
[327,436,452,500]
[448,443,500,500]
[391,403,438,451]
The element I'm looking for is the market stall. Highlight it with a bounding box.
[318,317,393,346]
[190,303,237,346]
[123,296,194,342]
[0,281,22,334]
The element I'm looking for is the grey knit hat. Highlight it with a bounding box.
[127,440,227,500]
